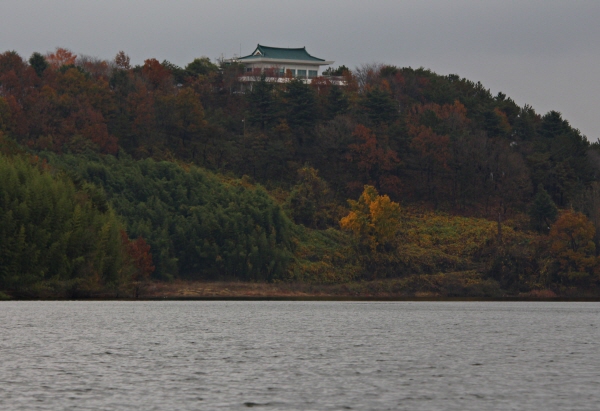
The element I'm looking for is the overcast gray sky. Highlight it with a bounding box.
[2,0,599,140]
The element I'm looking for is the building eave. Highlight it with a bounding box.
[238,76,346,86]
[237,57,334,66]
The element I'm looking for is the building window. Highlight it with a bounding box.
[308,70,318,78]
[287,69,296,77]
[279,68,285,75]
[297,69,307,78]
[246,67,252,73]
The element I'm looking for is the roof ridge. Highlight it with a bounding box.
[257,44,308,51]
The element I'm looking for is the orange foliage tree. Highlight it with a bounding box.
[45,47,77,69]
[340,185,402,277]
[549,210,599,285]
[410,100,470,133]
[114,51,131,70]
[126,79,156,152]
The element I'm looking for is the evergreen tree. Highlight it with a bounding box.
[28,52,48,78]
[326,85,349,119]
[529,184,558,233]
[363,87,398,125]
[0,154,129,293]
[285,78,318,130]
[286,166,333,229]
[161,60,187,84]
[46,154,294,281]
[246,74,279,130]
[185,57,218,77]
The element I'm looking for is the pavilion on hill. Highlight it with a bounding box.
[227,44,341,86]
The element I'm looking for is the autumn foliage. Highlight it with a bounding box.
[347,125,401,194]
[1,47,600,297]
[121,230,155,282]
[549,210,598,284]
[340,185,402,277]
[45,48,77,69]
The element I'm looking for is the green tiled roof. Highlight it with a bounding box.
[238,45,326,62]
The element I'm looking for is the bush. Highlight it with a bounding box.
[46,154,294,281]
[0,154,127,293]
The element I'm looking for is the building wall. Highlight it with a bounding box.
[243,62,321,78]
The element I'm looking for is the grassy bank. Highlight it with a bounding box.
[3,275,599,300]
[136,277,600,300]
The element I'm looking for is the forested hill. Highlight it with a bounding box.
[1,48,599,298]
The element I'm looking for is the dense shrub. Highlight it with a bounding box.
[0,154,127,292]
[47,154,294,281]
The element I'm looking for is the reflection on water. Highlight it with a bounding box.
[1,301,599,410]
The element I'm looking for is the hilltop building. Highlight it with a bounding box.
[227,44,342,86]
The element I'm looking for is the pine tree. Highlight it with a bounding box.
[326,85,349,119]
[246,74,279,131]
[529,184,558,233]
[28,52,48,78]
[285,79,317,130]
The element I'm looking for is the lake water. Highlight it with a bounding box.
[1,301,599,410]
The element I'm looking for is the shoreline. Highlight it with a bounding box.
[4,280,599,301]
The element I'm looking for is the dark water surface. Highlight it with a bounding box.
[1,301,599,410]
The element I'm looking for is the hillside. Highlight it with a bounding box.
[1,48,600,299]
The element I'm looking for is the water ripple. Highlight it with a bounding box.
[0,301,599,410]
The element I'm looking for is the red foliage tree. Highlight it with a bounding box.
[142,58,172,89]
[347,124,401,195]
[121,230,155,282]
[409,124,451,169]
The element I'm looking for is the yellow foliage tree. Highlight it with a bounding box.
[340,186,401,277]
[549,210,599,284]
